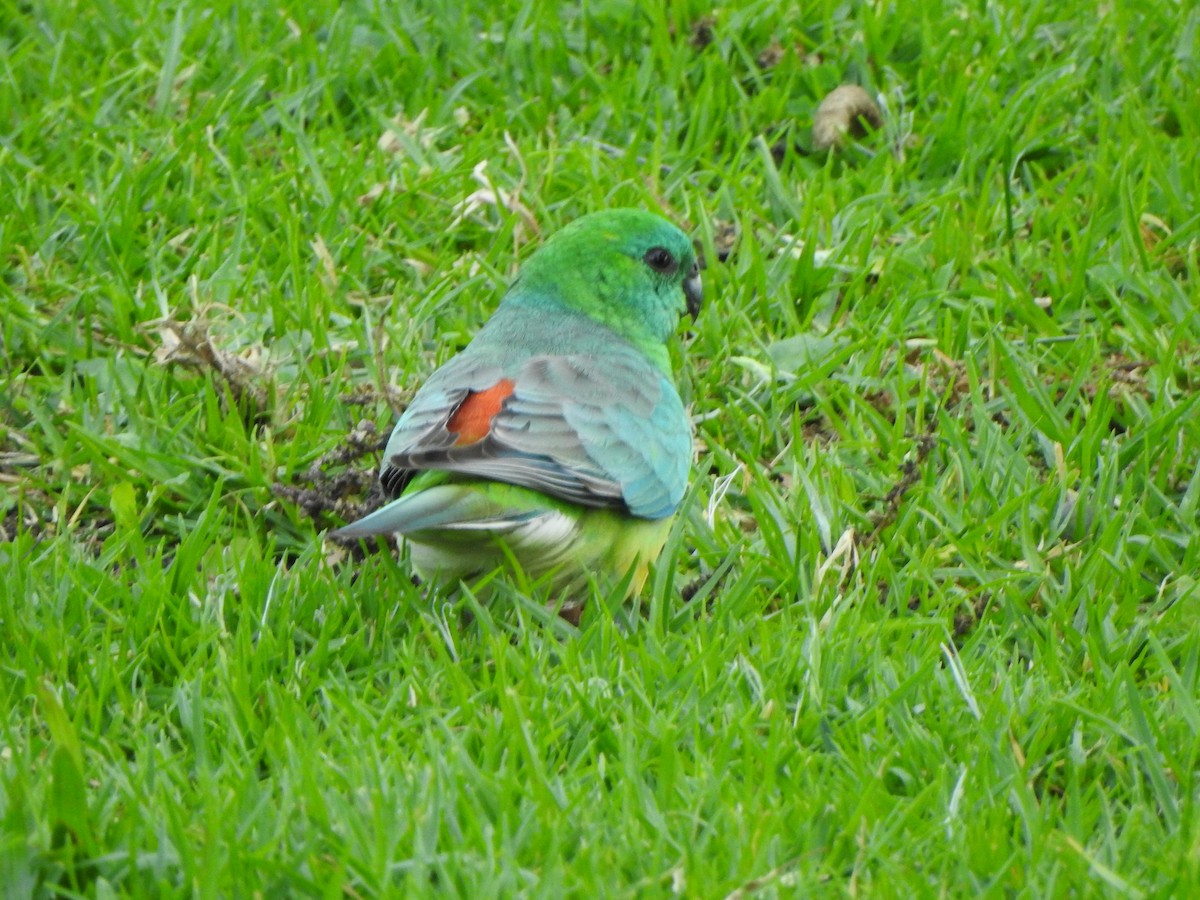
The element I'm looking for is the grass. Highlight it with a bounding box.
[3,0,1199,894]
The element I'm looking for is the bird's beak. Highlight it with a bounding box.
[683,265,703,319]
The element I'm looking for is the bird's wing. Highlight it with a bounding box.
[379,346,690,520]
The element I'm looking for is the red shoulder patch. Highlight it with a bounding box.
[446,379,516,446]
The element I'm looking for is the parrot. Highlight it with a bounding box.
[333,208,702,606]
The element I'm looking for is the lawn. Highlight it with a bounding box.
[3,0,1199,895]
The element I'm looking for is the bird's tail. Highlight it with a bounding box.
[330,484,540,540]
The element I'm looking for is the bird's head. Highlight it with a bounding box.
[512,209,702,350]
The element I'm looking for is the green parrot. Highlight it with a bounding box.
[334,208,702,602]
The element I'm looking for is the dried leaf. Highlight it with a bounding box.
[812,85,884,152]
[144,309,270,412]
[311,234,338,289]
[449,160,539,238]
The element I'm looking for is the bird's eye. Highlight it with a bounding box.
[643,246,677,273]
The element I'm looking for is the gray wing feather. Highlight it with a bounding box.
[380,345,690,519]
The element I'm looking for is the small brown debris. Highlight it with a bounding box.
[1139,213,1192,277]
[450,160,539,242]
[712,220,738,263]
[273,420,394,555]
[953,593,992,642]
[303,420,386,478]
[357,182,387,206]
[0,487,53,543]
[377,108,436,156]
[812,85,884,152]
[146,311,270,414]
[757,41,784,69]
[867,429,938,540]
[689,15,716,49]
[340,381,411,415]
